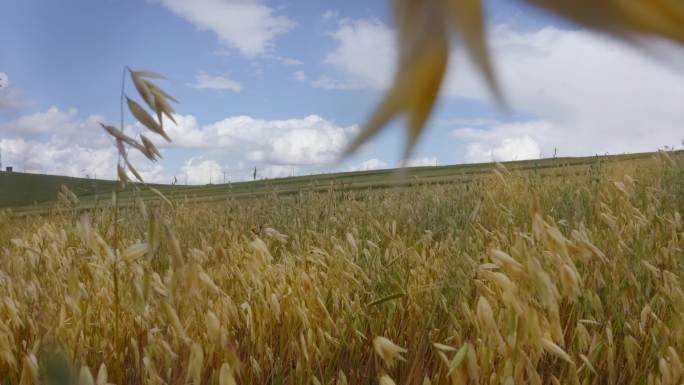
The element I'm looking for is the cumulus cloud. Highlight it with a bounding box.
[152,0,295,57]
[0,88,22,111]
[254,164,298,179]
[293,70,307,82]
[0,137,167,182]
[178,157,300,184]
[0,137,116,178]
[320,19,684,159]
[402,157,439,167]
[126,112,359,183]
[2,106,78,134]
[154,113,358,165]
[190,72,242,91]
[0,72,24,111]
[0,135,167,182]
[312,75,364,91]
[321,19,394,90]
[180,157,223,185]
[1,102,362,183]
[445,27,684,159]
[451,121,552,162]
[349,158,388,171]
[455,133,542,163]
[0,106,109,148]
[349,157,439,172]
[0,106,168,182]
[281,57,302,66]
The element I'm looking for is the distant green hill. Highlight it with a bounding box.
[2,150,677,214]
[0,171,120,208]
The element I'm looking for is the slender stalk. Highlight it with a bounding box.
[111,66,127,381]
[120,66,127,137]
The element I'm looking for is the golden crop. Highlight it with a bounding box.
[1,152,683,384]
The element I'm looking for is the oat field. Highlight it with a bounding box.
[1,151,683,385]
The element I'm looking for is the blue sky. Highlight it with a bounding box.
[2,0,684,184]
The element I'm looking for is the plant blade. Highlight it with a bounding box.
[126,97,171,142]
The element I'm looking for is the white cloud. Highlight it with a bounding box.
[312,75,364,91]
[491,137,541,162]
[258,164,297,179]
[0,106,109,148]
[178,157,300,184]
[322,19,394,90]
[0,137,116,179]
[445,26,684,158]
[0,88,22,111]
[0,72,7,88]
[349,158,388,171]
[1,104,359,183]
[0,137,169,182]
[137,164,168,183]
[0,72,24,111]
[153,0,295,57]
[455,133,541,163]
[437,117,500,128]
[293,70,307,82]
[190,72,242,91]
[180,157,222,185]
[144,114,360,183]
[293,19,393,91]
[452,121,551,163]
[0,107,168,182]
[155,113,358,166]
[320,19,684,158]
[281,57,302,66]
[402,157,439,167]
[2,106,77,134]
[262,55,302,66]
[349,157,439,172]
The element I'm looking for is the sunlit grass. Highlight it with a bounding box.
[1,152,683,384]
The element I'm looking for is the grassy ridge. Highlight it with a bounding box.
[2,150,674,215]
[0,171,118,208]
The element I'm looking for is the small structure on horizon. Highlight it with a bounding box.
[5,166,12,172]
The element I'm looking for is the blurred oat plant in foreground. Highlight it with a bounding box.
[100,68,175,186]
[346,0,684,159]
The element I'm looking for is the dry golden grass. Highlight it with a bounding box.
[1,152,683,384]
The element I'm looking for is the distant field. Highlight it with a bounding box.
[1,150,674,215]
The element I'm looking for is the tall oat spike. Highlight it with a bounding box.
[346,0,684,159]
[130,69,176,130]
[343,0,450,161]
[102,68,176,186]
